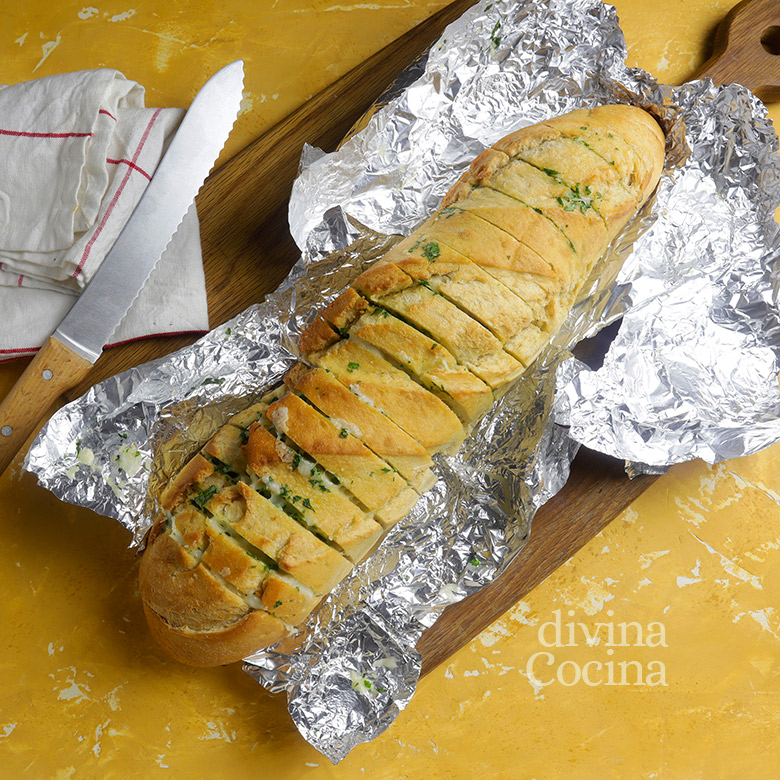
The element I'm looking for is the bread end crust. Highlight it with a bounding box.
[142,601,289,667]
[299,317,340,358]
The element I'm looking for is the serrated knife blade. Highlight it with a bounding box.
[0,60,244,474]
[57,59,244,362]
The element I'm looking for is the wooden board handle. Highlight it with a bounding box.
[0,336,93,474]
[695,0,780,99]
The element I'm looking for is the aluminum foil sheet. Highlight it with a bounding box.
[24,0,780,763]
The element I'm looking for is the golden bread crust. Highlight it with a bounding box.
[143,601,288,667]
[160,454,215,513]
[446,188,581,284]
[140,104,665,666]
[210,482,352,594]
[267,393,408,511]
[299,316,340,357]
[357,282,523,388]
[140,533,248,631]
[416,209,556,280]
[284,364,435,489]
[307,338,465,451]
[348,305,493,422]
[384,233,535,340]
[245,422,384,562]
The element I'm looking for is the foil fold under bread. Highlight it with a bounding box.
[24,0,780,763]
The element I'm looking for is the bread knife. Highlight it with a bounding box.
[0,60,245,475]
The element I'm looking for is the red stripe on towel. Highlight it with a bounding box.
[0,128,92,139]
[72,108,162,278]
[106,157,152,180]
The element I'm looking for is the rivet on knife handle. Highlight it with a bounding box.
[0,336,93,474]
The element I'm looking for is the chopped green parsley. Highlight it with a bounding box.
[421,241,440,261]
[286,506,305,522]
[190,484,217,511]
[308,466,330,493]
[555,183,600,214]
[210,458,239,481]
[490,20,501,48]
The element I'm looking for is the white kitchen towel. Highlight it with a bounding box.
[0,69,209,360]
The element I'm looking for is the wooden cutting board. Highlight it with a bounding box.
[61,0,780,675]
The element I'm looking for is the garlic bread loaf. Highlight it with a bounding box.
[139,104,664,666]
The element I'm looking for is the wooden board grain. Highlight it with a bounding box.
[54,0,769,677]
[694,0,780,99]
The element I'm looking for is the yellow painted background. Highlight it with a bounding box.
[1,1,780,778]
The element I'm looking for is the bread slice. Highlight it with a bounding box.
[444,152,610,260]
[372,218,578,370]
[142,600,289,668]
[440,188,582,284]
[140,532,271,632]
[415,207,558,282]
[203,426,249,475]
[200,516,269,595]
[353,264,524,388]
[283,363,436,490]
[160,454,221,513]
[205,481,352,595]
[300,329,466,451]
[320,288,493,422]
[544,106,665,189]
[495,124,626,193]
[244,422,383,563]
[382,233,536,337]
[265,392,409,512]
[491,111,659,233]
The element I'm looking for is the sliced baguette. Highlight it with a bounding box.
[139,104,664,666]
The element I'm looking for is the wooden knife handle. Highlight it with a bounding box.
[0,336,93,475]
[695,0,780,99]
